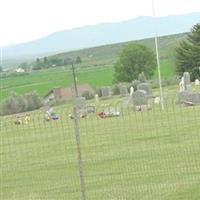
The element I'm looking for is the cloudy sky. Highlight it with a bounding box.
[0,0,199,46]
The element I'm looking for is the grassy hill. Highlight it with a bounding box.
[1,33,186,101]
[50,33,185,66]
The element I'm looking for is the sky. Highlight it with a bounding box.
[0,0,199,46]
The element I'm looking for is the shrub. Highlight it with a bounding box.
[0,92,43,116]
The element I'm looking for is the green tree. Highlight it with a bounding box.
[44,56,48,63]
[114,44,156,82]
[0,66,3,72]
[176,23,200,80]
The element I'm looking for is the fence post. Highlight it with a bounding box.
[71,62,86,200]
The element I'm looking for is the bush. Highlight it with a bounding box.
[81,91,94,100]
[0,92,43,116]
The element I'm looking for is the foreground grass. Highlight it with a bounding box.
[1,99,200,199]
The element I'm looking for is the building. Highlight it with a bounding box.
[44,84,94,104]
[15,68,25,73]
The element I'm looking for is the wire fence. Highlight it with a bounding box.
[1,98,200,200]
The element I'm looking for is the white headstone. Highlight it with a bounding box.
[195,79,200,86]
[179,76,185,92]
[154,97,161,104]
[95,94,99,103]
[130,86,134,96]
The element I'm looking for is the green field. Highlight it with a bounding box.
[1,93,200,199]
[0,66,114,101]
[1,58,175,101]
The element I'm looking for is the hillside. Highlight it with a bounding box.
[2,12,199,61]
[49,33,185,66]
[1,33,185,101]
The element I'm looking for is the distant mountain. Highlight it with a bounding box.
[3,12,200,60]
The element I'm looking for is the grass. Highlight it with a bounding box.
[1,85,200,199]
[1,58,175,102]
[0,66,115,101]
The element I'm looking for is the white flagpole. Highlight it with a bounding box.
[152,0,164,110]
[0,47,2,67]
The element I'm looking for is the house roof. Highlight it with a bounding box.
[44,84,94,99]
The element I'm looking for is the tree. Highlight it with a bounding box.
[0,66,3,72]
[176,23,200,80]
[114,44,156,82]
[44,56,48,63]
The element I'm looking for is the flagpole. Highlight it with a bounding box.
[0,47,2,66]
[152,0,164,110]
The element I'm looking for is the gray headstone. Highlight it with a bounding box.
[132,90,148,106]
[137,83,152,96]
[183,72,192,91]
[101,87,111,99]
[177,91,200,105]
[120,85,128,97]
[75,97,86,109]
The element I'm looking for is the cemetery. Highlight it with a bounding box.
[1,23,200,199]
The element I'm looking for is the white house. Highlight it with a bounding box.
[15,68,25,73]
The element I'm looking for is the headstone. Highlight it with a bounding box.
[154,96,161,104]
[120,85,128,97]
[137,83,152,96]
[75,97,86,109]
[183,72,192,91]
[95,94,99,103]
[195,79,200,86]
[132,90,148,106]
[101,87,111,99]
[179,76,185,92]
[130,86,134,96]
[177,91,189,104]
[86,106,95,113]
[177,91,200,105]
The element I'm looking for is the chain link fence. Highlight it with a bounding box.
[1,97,200,200]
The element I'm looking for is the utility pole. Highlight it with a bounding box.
[71,62,86,200]
[72,62,78,97]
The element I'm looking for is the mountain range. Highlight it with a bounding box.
[2,12,200,60]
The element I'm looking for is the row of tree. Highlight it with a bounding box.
[15,56,82,71]
[32,56,82,70]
